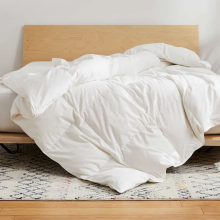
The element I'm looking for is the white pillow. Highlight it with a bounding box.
[20,61,55,72]
[1,61,73,118]
[125,43,211,69]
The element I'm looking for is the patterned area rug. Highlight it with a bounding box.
[0,144,220,200]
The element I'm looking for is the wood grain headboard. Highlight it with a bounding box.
[23,25,199,66]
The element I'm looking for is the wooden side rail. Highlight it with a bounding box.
[0,133,220,146]
[0,133,35,144]
[204,134,220,146]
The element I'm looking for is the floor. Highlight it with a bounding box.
[0,201,220,220]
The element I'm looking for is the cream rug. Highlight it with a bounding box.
[0,144,220,200]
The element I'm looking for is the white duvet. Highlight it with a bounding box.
[1,43,220,193]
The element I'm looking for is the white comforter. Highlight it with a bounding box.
[1,43,220,193]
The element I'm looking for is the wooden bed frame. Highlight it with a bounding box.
[0,25,220,151]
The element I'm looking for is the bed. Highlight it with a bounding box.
[0,25,219,147]
[1,25,220,192]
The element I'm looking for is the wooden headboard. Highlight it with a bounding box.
[23,25,199,66]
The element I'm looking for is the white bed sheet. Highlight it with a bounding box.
[206,126,220,134]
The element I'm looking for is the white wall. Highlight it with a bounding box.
[0,0,220,76]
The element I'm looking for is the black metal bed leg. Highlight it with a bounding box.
[0,143,12,154]
[17,144,20,153]
[206,146,214,153]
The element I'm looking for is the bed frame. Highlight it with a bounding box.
[0,25,220,152]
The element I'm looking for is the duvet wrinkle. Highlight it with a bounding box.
[75,94,127,164]
[80,118,126,164]
[81,86,111,119]
[184,107,207,141]
[46,123,73,151]
[121,127,143,151]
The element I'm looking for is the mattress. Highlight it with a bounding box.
[0,62,220,134]
[0,83,23,133]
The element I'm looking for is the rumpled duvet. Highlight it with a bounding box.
[1,43,220,193]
